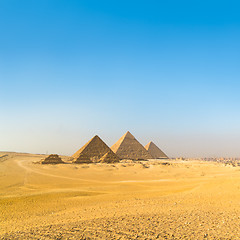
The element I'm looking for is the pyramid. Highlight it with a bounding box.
[41,154,64,164]
[72,135,117,163]
[145,141,168,159]
[111,131,153,160]
[73,152,92,164]
[99,151,120,163]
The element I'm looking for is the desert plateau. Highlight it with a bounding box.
[1,151,240,239]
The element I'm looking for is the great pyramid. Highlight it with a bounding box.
[99,151,120,163]
[72,135,119,163]
[111,131,153,160]
[145,141,168,159]
[41,154,64,164]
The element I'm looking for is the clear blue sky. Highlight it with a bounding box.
[1,0,240,157]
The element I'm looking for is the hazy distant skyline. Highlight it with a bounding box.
[1,1,240,157]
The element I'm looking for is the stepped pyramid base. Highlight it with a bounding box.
[73,153,92,164]
[100,151,120,163]
[41,154,64,164]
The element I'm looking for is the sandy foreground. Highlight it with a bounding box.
[1,152,240,239]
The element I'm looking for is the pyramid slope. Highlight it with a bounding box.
[72,135,100,159]
[72,135,116,163]
[111,131,153,160]
[99,151,120,163]
[145,141,168,159]
[111,131,134,153]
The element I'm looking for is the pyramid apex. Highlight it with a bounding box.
[123,131,135,139]
[111,131,153,160]
[146,141,156,147]
[145,141,151,150]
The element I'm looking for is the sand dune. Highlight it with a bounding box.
[1,152,240,239]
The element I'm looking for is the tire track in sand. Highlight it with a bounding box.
[15,159,175,184]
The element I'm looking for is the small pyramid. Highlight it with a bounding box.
[111,131,153,160]
[99,151,120,163]
[72,135,116,163]
[73,152,92,164]
[41,154,64,164]
[145,141,168,159]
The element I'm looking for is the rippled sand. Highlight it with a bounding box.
[1,152,240,239]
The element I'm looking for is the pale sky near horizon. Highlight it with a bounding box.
[1,0,240,157]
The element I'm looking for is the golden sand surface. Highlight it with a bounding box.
[1,152,240,239]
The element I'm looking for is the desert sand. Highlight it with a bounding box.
[1,152,240,239]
